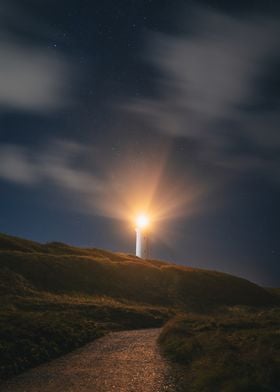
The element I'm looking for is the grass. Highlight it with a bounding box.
[0,293,170,380]
[0,232,279,382]
[0,233,277,310]
[0,307,102,379]
[159,307,280,391]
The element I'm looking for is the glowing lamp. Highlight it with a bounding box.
[136,214,150,229]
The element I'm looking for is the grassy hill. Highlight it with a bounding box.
[0,232,276,309]
[159,307,280,391]
[0,232,278,381]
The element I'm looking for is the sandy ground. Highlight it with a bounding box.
[0,329,177,392]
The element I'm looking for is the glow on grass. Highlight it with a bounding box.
[135,214,150,229]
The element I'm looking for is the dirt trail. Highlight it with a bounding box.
[0,329,177,392]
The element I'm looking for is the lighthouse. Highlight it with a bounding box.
[135,214,149,259]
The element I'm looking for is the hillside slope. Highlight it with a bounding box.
[159,308,280,391]
[0,232,276,309]
[0,232,278,381]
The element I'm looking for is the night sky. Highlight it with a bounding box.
[0,0,279,286]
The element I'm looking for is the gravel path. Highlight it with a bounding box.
[0,329,177,392]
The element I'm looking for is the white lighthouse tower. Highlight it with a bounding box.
[135,214,149,259]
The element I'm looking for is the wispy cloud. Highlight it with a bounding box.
[0,1,73,112]
[0,144,37,184]
[0,139,201,222]
[127,5,280,181]
[0,140,103,196]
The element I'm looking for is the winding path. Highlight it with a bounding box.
[0,329,177,392]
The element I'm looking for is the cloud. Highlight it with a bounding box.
[0,1,73,112]
[0,141,104,197]
[127,5,280,180]
[0,145,37,184]
[0,139,201,222]
[0,43,72,111]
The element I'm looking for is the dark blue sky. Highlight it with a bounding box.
[0,0,279,286]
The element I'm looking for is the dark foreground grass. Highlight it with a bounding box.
[0,294,170,380]
[159,307,280,392]
[0,233,278,384]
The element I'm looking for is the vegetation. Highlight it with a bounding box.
[159,307,280,391]
[0,294,168,380]
[0,233,173,380]
[0,233,276,310]
[0,232,278,382]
